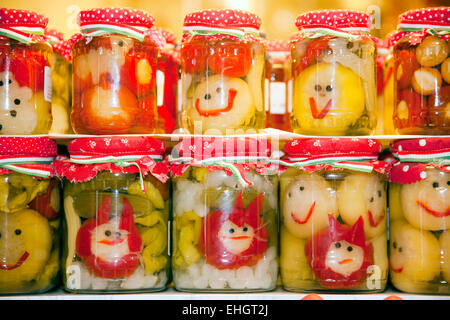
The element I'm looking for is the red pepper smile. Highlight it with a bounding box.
[390,263,403,274]
[417,201,450,218]
[291,202,316,225]
[195,89,238,117]
[226,236,251,240]
[98,238,124,246]
[368,210,385,227]
[338,259,353,265]
[0,251,29,270]
[309,97,332,119]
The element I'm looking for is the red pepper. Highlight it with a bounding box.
[294,39,330,76]
[199,192,268,270]
[305,215,373,289]
[76,196,143,279]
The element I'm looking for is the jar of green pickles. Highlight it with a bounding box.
[54,136,170,293]
[0,137,60,294]
[389,138,450,294]
[170,137,278,292]
[279,138,390,292]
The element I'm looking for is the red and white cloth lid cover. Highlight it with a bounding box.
[282,138,389,174]
[284,138,382,158]
[390,7,450,45]
[0,8,49,43]
[0,136,57,157]
[266,39,290,52]
[55,137,169,183]
[172,137,272,161]
[154,27,177,45]
[389,138,450,184]
[78,8,155,28]
[44,28,63,43]
[68,136,165,157]
[295,10,371,31]
[0,8,48,28]
[398,7,449,27]
[184,9,261,30]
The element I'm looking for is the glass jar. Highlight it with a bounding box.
[170,137,278,292]
[383,34,395,135]
[265,40,292,131]
[0,9,52,135]
[46,29,73,134]
[156,28,179,133]
[392,8,449,135]
[180,9,265,135]
[389,138,450,294]
[291,10,377,136]
[280,138,389,292]
[54,137,170,293]
[71,8,159,135]
[0,137,59,294]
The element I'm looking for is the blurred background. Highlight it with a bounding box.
[3,0,448,40]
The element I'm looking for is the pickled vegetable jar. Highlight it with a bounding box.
[156,28,179,133]
[71,8,160,135]
[375,38,389,135]
[279,138,390,292]
[0,9,52,135]
[0,137,60,294]
[46,29,73,134]
[389,138,450,294]
[170,137,278,292]
[392,7,450,135]
[265,40,292,131]
[291,10,377,136]
[383,33,396,135]
[180,9,266,135]
[54,137,170,293]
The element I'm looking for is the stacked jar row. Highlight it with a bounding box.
[0,7,448,136]
[0,135,448,295]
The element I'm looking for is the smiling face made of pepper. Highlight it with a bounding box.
[75,196,143,279]
[0,209,52,291]
[293,62,365,135]
[0,71,38,135]
[187,74,255,133]
[401,170,450,231]
[282,173,338,239]
[305,215,373,289]
[337,173,387,239]
[199,192,268,270]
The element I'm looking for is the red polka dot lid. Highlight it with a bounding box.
[78,8,155,28]
[398,7,450,27]
[0,136,57,157]
[173,137,272,161]
[0,8,48,28]
[295,10,371,31]
[69,136,165,158]
[184,9,261,30]
[389,138,450,184]
[266,39,290,52]
[45,28,64,43]
[284,138,382,159]
[154,27,177,45]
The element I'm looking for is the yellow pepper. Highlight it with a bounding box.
[192,167,209,184]
[128,181,165,209]
[142,248,167,274]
